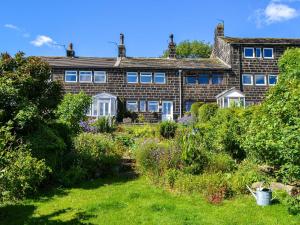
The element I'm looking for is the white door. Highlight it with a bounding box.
[162,101,173,121]
[98,100,110,117]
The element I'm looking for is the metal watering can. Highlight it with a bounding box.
[246,185,274,206]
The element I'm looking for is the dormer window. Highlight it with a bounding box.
[263,48,274,59]
[244,48,255,58]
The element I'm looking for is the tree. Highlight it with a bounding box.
[163,40,212,58]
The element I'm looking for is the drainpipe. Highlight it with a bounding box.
[178,69,183,118]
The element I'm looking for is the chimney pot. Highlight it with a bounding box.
[215,23,224,38]
[118,33,126,58]
[168,33,177,59]
[66,42,75,57]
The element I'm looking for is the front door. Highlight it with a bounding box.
[98,100,110,117]
[162,101,173,121]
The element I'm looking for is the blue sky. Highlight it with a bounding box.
[1,0,300,57]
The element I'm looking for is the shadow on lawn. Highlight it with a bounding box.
[0,204,96,225]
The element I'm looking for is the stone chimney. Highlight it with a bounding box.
[66,43,75,57]
[118,33,126,58]
[215,23,224,38]
[168,34,177,59]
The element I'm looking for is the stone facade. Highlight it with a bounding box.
[45,24,300,122]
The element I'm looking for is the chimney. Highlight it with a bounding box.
[118,33,126,58]
[215,23,224,38]
[66,43,75,57]
[168,34,177,59]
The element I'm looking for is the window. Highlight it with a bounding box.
[140,72,152,83]
[198,74,209,84]
[126,101,138,112]
[186,76,197,84]
[269,75,278,86]
[127,72,138,83]
[92,99,98,117]
[256,48,262,58]
[79,71,92,83]
[94,71,106,83]
[154,73,166,84]
[242,74,253,85]
[263,48,274,59]
[65,71,77,82]
[212,74,223,85]
[140,100,146,112]
[185,101,194,112]
[255,75,266,85]
[148,101,159,112]
[244,48,255,58]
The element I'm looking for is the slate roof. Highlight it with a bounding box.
[41,56,230,70]
[221,36,300,45]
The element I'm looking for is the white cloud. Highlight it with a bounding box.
[4,24,20,31]
[30,35,56,47]
[250,0,299,27]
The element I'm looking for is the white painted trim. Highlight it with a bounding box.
[140,72,153,84]
[65,70,78,83]
[148,101,159,112]
[263,48,274,59]
[126,100,139,112]
[154,72,166,84]
[127,72,138,83]
[244,47,255,59]
[94,71,107,83]
[255,74,267,86]
[242,74,253,85]
[79,71,93,83]
[139,100,146,112]
[162,101,173,121]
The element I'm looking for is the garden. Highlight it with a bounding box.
[1,49,300,224]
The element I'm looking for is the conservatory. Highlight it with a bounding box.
[216,88,246,108]
[87,93,118,117]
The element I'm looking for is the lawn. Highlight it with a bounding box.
[1,177,299,225]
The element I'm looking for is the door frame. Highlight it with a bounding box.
[97,99,111,117]
[161,101,173,121]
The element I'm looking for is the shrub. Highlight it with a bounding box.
[123,124,158,138]
[0,147,50,201]
[190,102,204,118]
[56,92,91,133]
[159,121,177,139]
[206,153,236,173]
[57,165,87,187]
[73,133,122,178]
[93,117,116,133]
[198,103,218,123]
[286,194,300,215]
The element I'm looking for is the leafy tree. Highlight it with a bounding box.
[163,40,212,58]
[242,48,300,183]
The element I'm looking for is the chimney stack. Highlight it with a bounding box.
[168,34,176,59]
[215,23,224,38]
[118,33,126,58]
[66,43,75,57]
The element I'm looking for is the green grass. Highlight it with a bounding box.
[1,177,300,225]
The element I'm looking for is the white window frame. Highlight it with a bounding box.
[140,100,146,112]
[255,74,267,86]
[94,71,107,83]
[140,72,152,84]
[263,48,274,59]
[126,100,138,112]
[79,71,93,83]
[244,48,255,59]
[255,48,262,58]
[268,74,278,86]
[148,101,159,112]
[127,72,138,83]
[242,74,253,85]
[154,73,166,84]
[65,71,78,83]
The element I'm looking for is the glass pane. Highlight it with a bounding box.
[244,48,254,57]
[269,75,277,85]
[212,75,223,84]
[105,103,109,115]
[148,101,158,112]
[140,73,152,83]
[255,75,266,85]
[186,76,197,84]
[256,48,261,58]
[127,101,138,112]
[127,74,138,83]
[243,75,252,85]
[92,99,97,116]
[264,49,273,58]
[79,72,92,82]
[66,75,77,82]
[198,75,209,84]
[94,72,106,83]
[140,101,146,112]
[185,101,194,112]
[99,103,104,116]
[154,73,165,83]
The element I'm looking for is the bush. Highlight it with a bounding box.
[286,194,300,215]
[206,153,236,173]
[159,121,177,139]
[73,133,122,178]
[93,117,116,133]
[190,102,204,118]
[56,92,91,133]
[198,103,218,123]
[123,124,158,138]
[0,148,50,201]
[57,165,87,187]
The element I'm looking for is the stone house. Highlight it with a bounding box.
[43,24,300,122]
